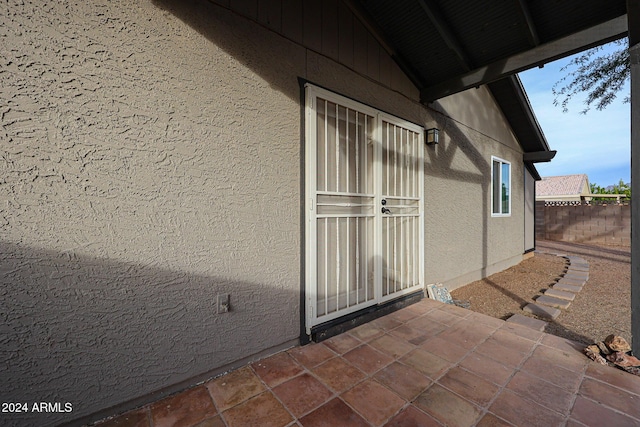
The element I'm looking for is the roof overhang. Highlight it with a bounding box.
[420,15,628,102]
[349,1,629,181]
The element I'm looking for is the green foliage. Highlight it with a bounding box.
[553,38,630,114]
[589,179,631,199]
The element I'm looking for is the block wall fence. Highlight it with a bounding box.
[535,201,631,247]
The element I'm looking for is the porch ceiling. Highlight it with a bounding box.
[350,0,628,102]
[348,0,628,174]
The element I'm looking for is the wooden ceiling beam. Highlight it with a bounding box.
[420,15,628,103]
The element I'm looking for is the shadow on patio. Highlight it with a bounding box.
[93,297,640,427]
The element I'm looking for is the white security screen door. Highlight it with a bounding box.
[305,84,424,333]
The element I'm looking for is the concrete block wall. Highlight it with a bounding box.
[536,201,631,246]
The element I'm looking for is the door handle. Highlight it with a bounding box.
[381,207,392,215]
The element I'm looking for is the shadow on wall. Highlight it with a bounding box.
[151,0,302,103]
[424,102,491,280]
[151,0,518,283]
[0,241,298,427]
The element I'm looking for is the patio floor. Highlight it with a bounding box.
[95,297,640,427]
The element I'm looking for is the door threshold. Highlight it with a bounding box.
[308,290,424,343]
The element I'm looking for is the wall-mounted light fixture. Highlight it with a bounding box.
[426,128,439,145]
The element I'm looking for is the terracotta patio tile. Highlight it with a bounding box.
[473,339,528,368]
[498,320,544,342]
[579,377,640,419]
[374,361,431,400]
[489,389,566,427]
[528,344,589,373]
[405,313,447,334]
[459,352,515,386]
[569,396,639,427]
[343,344,394,374]
[252,351,304,387]
[475,413,515,426]
[349,322,385,342]
[506,370,574,415]
[193,415,226,427]
[299,398,369,427]
[421,335,469,363]
[372,315,404,331]
[341,379,405,425]
[272,373,334,418]
[388,324,431,344]
[95,408,150,427]
[322,333,362,354]
[288,343,336,369]
[435,322,494,350]
[383,405,441,427]
[467,312,507,329]
[585,362,640,395]
[410,298,441,312]
[437,367,500,407]
[539,334,585,353]
[312,357,366,393]
[520,354,582,391]
[386,307,420,323]
[369,333,415,358]
[206,366,265,411]
[150,386,217,427]
[435,303,472,318]
[222,391,293,427]
[400,348,451,379]
[486,329,537,354]
[422,308,464,326]
[413,384,483,426]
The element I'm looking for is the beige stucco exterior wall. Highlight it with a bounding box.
[425,89,525,290]
[2,1,306,425]
[2,0,526,425]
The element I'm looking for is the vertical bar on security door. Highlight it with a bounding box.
[346,108,350,193]
[324,100,328,192]
[324,217,328,316]
[366,114,371,303]
[400,128,404,199]
[346,217,350,308]
[394,125,398,197]
[354,111,364,304]
[355,216,359,305]
[386,123,390,197]
[400,129,404,291]
[335,103,339,193]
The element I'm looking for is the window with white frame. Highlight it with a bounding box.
[491,156,511,216]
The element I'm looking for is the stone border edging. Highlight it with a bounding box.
[508,251,590,329]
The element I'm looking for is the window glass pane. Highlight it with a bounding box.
[492,160,500,214]
[502,162,510,214]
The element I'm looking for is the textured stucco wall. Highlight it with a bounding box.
[2,0,528,425]
[425,87,525,289]
[1,1,303,425]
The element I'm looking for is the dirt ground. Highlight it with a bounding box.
[450,240,632,346]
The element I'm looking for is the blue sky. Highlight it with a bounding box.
[518,41,631,188]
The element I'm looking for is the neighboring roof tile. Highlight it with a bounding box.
[536,174,589,197]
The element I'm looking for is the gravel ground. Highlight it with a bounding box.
[451,240,631,346]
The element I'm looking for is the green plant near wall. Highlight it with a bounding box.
[590,179,631,201]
